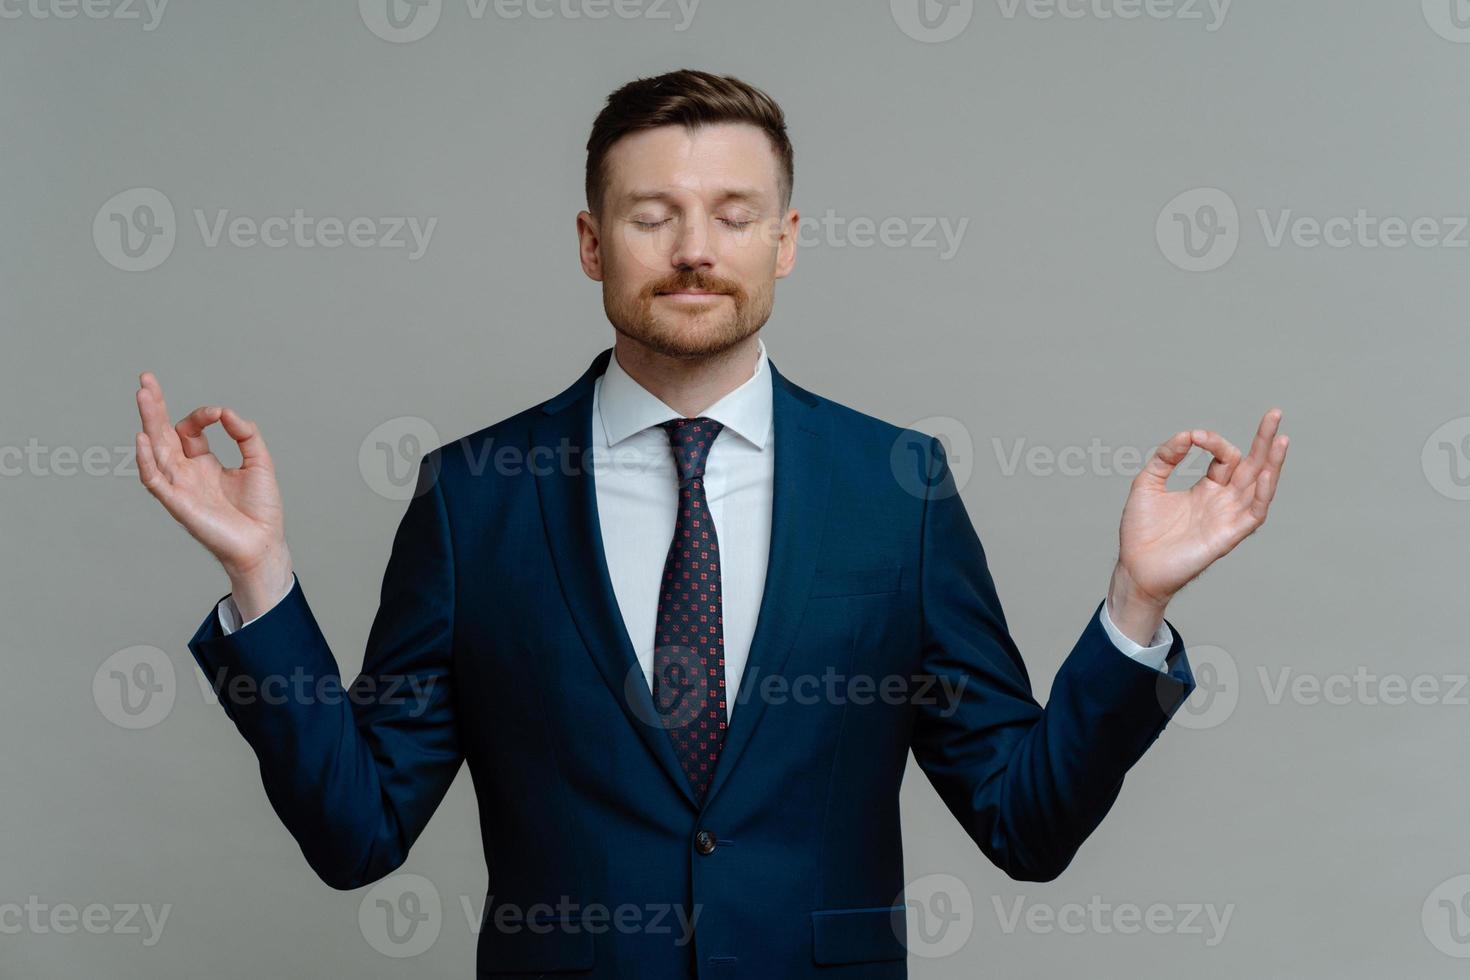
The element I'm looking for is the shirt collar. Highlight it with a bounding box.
[598,336,772,450]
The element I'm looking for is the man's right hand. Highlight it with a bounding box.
[134,371,294,622]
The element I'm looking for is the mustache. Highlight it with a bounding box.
[649,273,742,296]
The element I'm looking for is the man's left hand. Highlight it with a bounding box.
[1107,408,1291,645]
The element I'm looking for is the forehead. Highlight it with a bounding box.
[602,122,781,207]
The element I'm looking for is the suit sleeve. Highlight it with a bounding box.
[908,436,1196,882]
[186,453,461,890]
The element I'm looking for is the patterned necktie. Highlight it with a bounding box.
[651,416,727,802]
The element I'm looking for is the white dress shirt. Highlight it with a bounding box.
[590,336,775,707]
[218,339,1175,697]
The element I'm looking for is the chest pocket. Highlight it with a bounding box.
[809,564,902,598]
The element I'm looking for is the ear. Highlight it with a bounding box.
[577,210,603,282]
[774,208,799,280]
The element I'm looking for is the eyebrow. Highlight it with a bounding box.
[621,188,766,208]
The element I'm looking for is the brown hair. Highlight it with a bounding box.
[584,69,794,218]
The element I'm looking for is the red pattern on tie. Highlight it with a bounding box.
[651,417,727,801]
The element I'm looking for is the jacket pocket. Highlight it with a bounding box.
[811,906,907,964]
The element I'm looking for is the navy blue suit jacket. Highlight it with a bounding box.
[187,347,1196,978]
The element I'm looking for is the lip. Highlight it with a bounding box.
[656,290,726,297]
[655,290,728,304]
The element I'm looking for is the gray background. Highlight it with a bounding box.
[4,0,1469,976]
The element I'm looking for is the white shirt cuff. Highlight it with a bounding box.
[1099,597,1173,673]
[216,573,296,636]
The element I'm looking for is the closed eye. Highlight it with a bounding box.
[631,218,754,230]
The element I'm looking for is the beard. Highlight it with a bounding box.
[603,267,774,360]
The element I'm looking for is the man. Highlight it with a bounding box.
[134,69,1288,978]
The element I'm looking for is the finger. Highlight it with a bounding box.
[1248,435,1289,522]
[176,405,223,458]
[1231,407,1283,490]
[1137,430,1194,489]
[1191,430,1242,485]
[136,431,172,499]
[136,372,185,476]
[138,431,199,530]
[219,407,271,466]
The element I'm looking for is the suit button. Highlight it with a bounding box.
[694,830,716,856]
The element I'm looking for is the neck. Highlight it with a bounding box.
[612,334,762,418]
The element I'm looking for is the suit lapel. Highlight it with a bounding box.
[531,348,699,809]
[531,347,834,812]
[702,357,833,807]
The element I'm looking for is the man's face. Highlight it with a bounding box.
[578,122,798,360]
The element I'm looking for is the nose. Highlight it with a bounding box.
[669,215,715,271]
